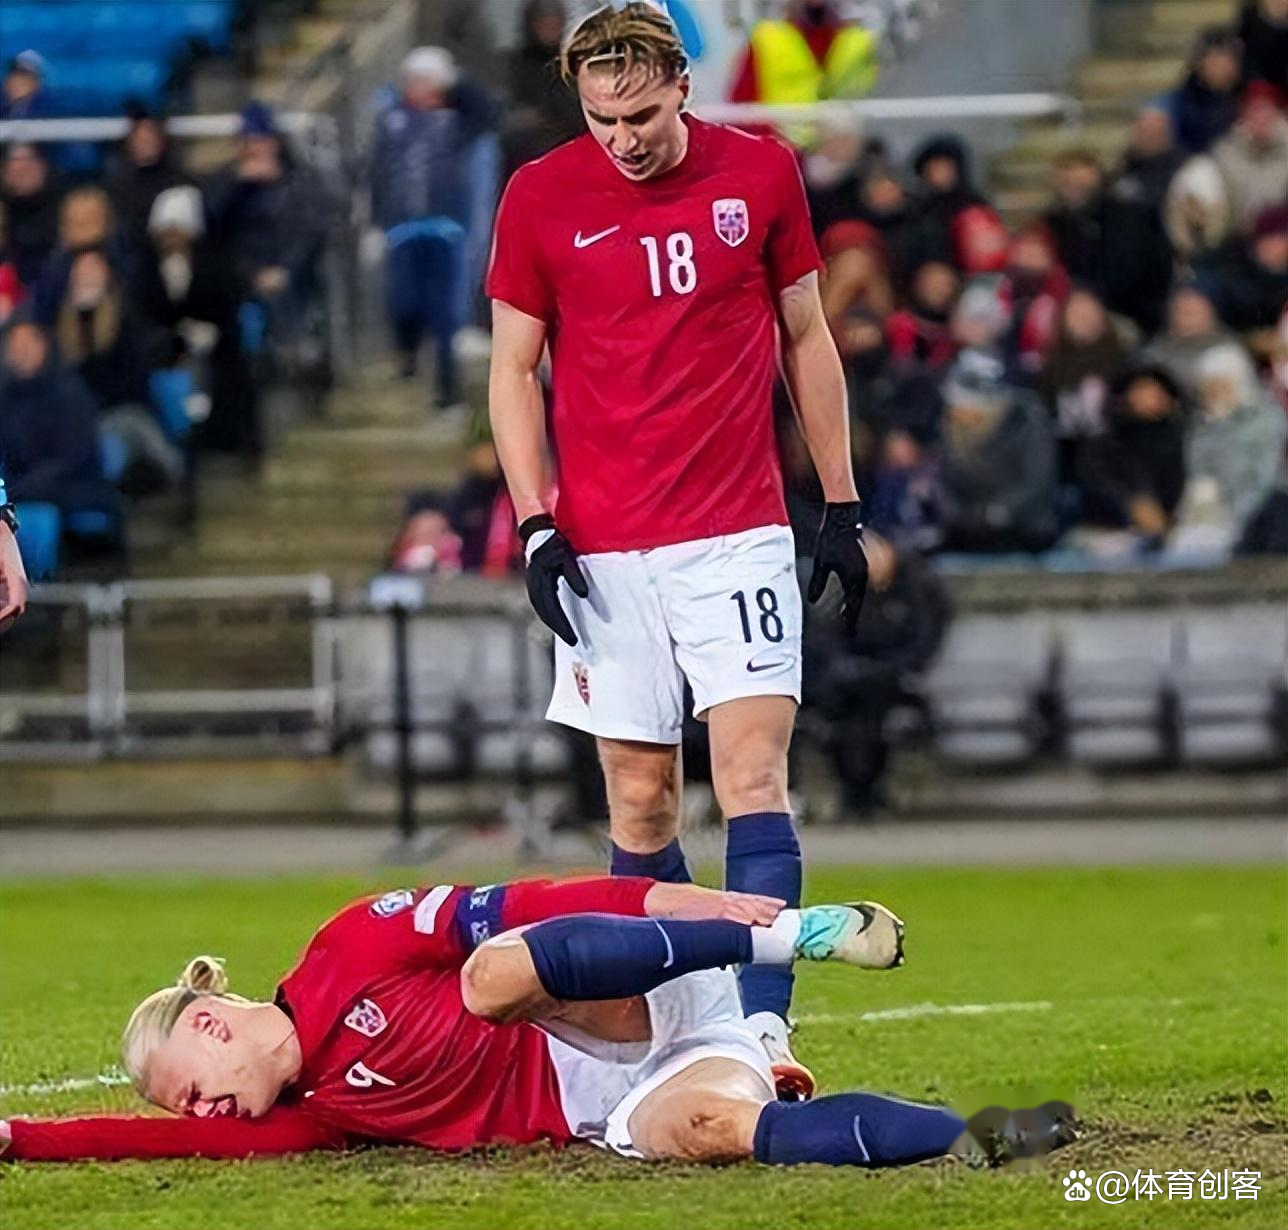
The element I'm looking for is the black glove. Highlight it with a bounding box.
[519,514,589,647]
[807,500,869,635]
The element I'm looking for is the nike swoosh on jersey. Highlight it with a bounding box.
[746,661,786,673]
[573,225,621,249]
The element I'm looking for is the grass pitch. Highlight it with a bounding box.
[1,865,1284,1230]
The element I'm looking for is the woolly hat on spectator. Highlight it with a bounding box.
[148,186,205,239]
[402,46,459,90]
[7,50,45,78]
[239,100,278,139]
[943,347,1011,411]
[1253,205,1288,239]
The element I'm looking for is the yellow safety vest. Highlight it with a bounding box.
[749,20,879,104]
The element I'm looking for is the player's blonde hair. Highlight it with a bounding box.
[121,956,245,1099]
[561,2,687,87]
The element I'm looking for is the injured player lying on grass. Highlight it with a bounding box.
[0,876,1075,1167]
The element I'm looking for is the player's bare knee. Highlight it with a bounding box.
[459,939,541,1024]
[718,761,787,815]
[631,1092,756,1164]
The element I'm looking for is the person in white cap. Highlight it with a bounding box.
[369,47,499,409]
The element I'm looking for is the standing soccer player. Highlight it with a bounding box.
[487,2,868,1092]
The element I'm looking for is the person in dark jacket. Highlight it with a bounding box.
[885,259,960,374]
[370,47,501,407]
[909,134,1009,276]
[504,0,584,175]
[1078,366,1188,540]
[1112,105,1188,218]
[206,102,330,313]
[1200,205,1288,331]
[105,102,193,259]
[0,144,61,287]
[1167,26,1244,153]
[134,185,258,458]
[0,51,53,122]
[1237,0,1288,94]
[1042,148,1173,332]
[0,319,116,519]
[802,536,951,814]
[935,348,1060,553]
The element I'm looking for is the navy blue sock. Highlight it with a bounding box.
[523,914,753,1001]
[754,1094,966,1168]
[725,812,801,1019]
[610,837,692,884]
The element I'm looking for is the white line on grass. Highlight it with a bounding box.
[0,1070,131,1096]
[797,1000,1054,1025]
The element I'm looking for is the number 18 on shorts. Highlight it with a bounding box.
[547,525,802,745]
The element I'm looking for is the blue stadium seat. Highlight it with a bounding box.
[49,59,170,116]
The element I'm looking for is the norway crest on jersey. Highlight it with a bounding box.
[344,997,388,1038]
[713,198,749,248]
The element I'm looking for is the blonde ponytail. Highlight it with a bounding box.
[121,956,237,1100]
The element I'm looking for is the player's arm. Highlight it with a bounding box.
[488,300,552,525]
[779,271,870,634]
[1,1106,346,1162]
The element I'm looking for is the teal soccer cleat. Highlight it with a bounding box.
[794,903,905,970]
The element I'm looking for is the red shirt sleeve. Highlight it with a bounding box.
[486,168,555,323]
[764,140,823,297]
[7,1106,345,1161]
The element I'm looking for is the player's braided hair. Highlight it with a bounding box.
[120,956,247,1099]
[561,2,687,87]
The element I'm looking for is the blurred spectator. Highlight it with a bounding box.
[0,51,52,122]
[1182,343,1287,532]
[885,259,960,372]
[33,186,124,324]
[135,185,257,458]
[504,0,584,174]
[0,205,28,325]
[1044,149,1172,331]
[1167,27,1244,153]
[207,102,329,335]
[862,381,941,550]
[370,47,500,407]
[803,535,950,814]
[1211,83,1288,234]
[1237,0,1288,95]
[0,320,114,520]
[105,103,193,258]
[1002,228,1070,374]
[1,144,61,287]
[1112,105,1187,218]
[845,166,921,290]
[1203,205,1288,330]
[820,221,894,326]
[1038,288,1128,485]
[1164,154,1233,265]
[1145,284,1238,398]
[1078,366,1187,540]
[52,249,181,494]
[910,134,1008,275]
[936,349,1059,553]
[1238,441,1288,552]
[949,278,1010,356]
[728,1,880,108]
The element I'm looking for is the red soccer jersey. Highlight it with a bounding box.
[487,116,821,554]
[8,876,654,1162]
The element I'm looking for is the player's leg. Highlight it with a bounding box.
[597,737,690,884]
[459,902,901,1024]
[627,1058,978,1168]
[705,694,800,1023]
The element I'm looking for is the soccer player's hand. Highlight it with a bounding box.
[0,522,29,636]
[519,515,588,647]
[0,1118,10,1158]
[807,500,869,636]
[644,882,784,926]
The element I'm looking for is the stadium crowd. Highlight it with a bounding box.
[2,0,1287,587]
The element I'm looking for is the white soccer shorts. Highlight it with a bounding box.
[547,524,803,744]
[543,967,774,1159]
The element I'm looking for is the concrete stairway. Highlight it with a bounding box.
[991,0,1239,225]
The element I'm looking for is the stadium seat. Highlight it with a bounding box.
[1174,605,1288,765]
[920,614,1052,764]
[1056,612,1179,764]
